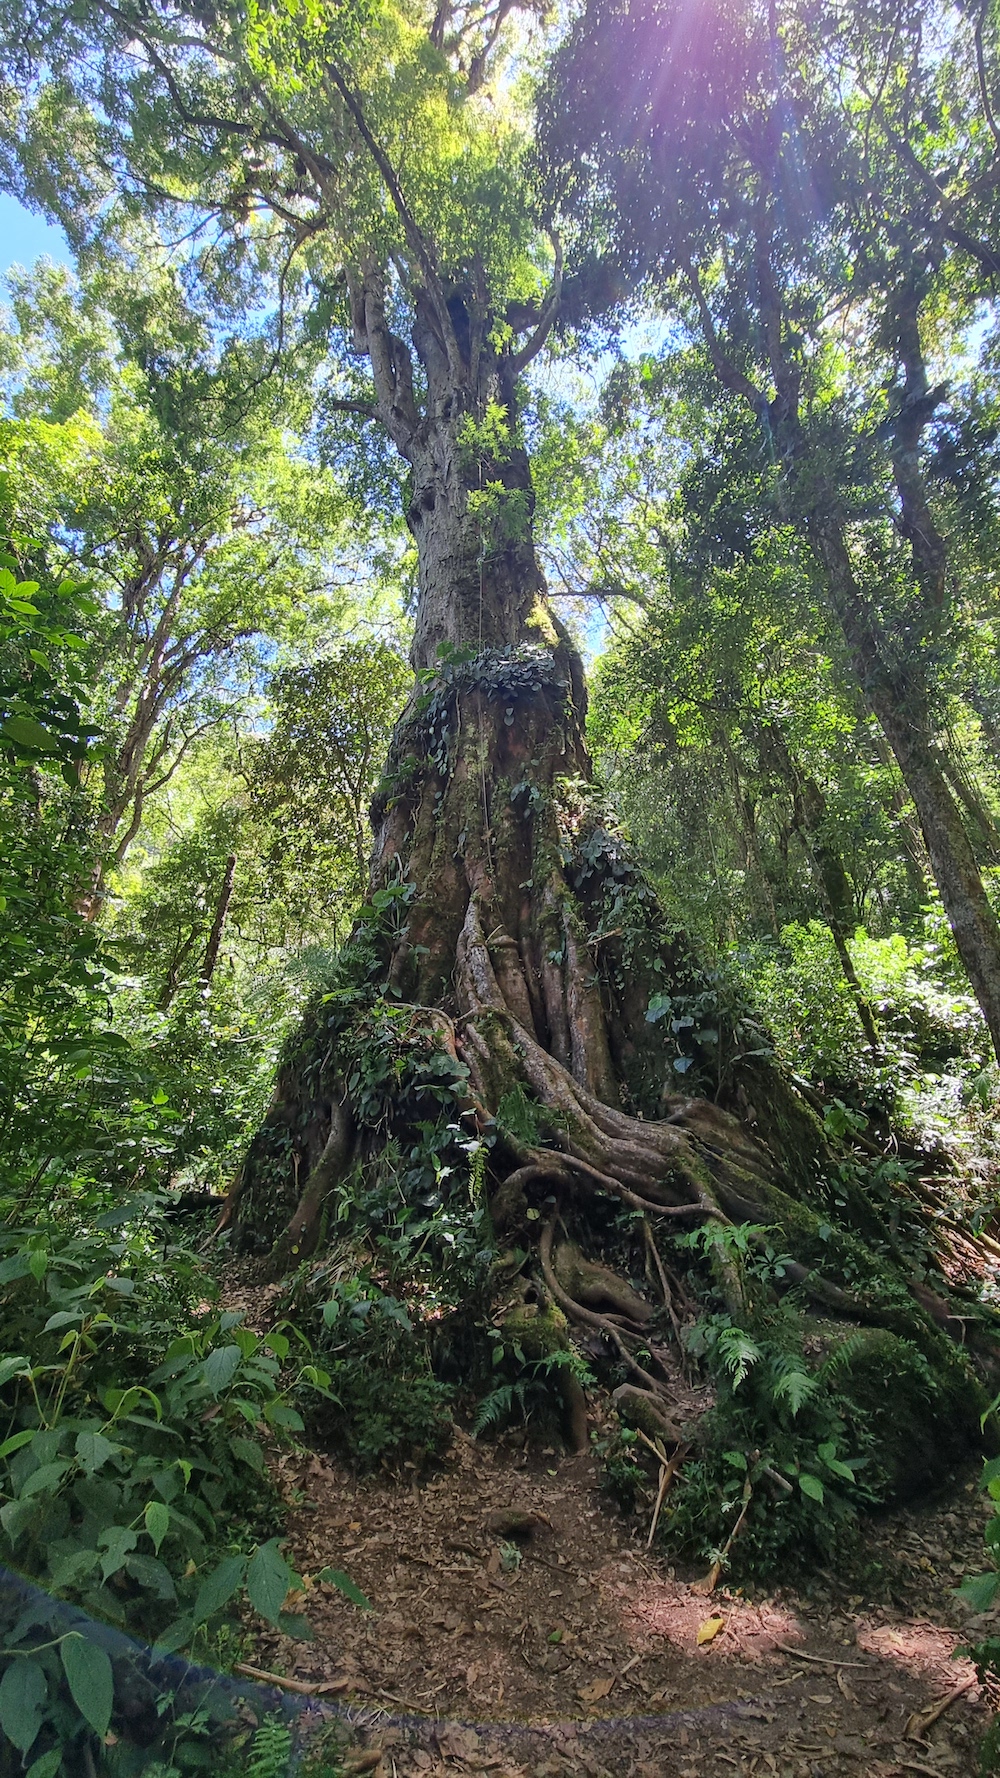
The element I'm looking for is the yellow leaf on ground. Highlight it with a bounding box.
[578,1675,615,1702]
[697,1615,726,1646]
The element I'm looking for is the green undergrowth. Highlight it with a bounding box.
[0,1193,361,1776]
[956,1407,1000,1774]
[595,1212,991,1580]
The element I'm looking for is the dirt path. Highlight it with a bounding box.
[240,1426,997,1778]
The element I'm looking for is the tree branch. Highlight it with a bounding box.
[510,234,564,373]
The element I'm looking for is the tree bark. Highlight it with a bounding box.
[807,511,1000,1059]
[200,851,237,988]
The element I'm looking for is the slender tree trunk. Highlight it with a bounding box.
[762,723,881,1054]
[807,512,1000,1061]
[200,852,237,988]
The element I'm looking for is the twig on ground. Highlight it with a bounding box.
[773,1642,873,1669]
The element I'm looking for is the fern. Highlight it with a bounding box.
[816,1330,869,1382]
[474,1380,527,1434]
[247,1717,293,1778]
[771,1365,816,1415]
[716,1326,761,1389]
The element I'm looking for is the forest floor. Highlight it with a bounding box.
[229,1407,997,1776]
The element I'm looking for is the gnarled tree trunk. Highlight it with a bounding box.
[224,276,993,1566]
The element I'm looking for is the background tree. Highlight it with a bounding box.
[541,0,1000,1057]
[2,259,370,904]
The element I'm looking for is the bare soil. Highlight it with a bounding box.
[239,1425,998,1778]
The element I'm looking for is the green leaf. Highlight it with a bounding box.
[798,1473,825,1503]
[200,1345,242,1394]
[60,1633,114,1738]
[43,1311,82,1332]
[246,1540,294,1626]
[316,1567,371,1609]
[18,1460,70,1500]
[2,716,60,752]
[26,1750,62,1778]
[772,1370,815,1415]
[98,1525,137,1580]
[957,1571,1000,1612]
[126,1554,177,1601]
[153,1616,194,1655]
[75,1431,117,1474]
[0,1352,32,1385]
[144,1499,169,1553]
[193,1553,246,1624]
[0,1254,33,1283]
[0,1428,37,1459]
[231,1437,266,1474]
[49,1548,100,1591]
[0,1655,47,1752]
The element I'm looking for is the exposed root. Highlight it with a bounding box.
[539,1216,666,1401]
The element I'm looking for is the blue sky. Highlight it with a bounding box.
[0,194,71,280]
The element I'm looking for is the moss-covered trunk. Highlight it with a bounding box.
[225,305,995,1573]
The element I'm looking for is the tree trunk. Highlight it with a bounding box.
[807,512,1000,1061]
[226,305,992,1563]
[762,724,881,1054]
[200,852,237,988]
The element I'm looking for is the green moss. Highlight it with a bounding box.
[501,1301,571,1361]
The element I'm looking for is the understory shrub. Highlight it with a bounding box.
[0,1200,334,1774]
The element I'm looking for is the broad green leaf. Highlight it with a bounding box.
[316,1567,372,1609]
[75,1431,117,1473]
[98,1525,137,1580]
[18,1461,70,1500]
[200,1345,242,1394]
[144,1499,169,1552]
[153,1615,194,1654]
[126,1554,177,1601]
[957,1571,1000,1612]
[193,1553,246,1624]
[26,1750,62,1778]
[0,1254,33,1283]
[49,1548,100,1591]
[60,1634,114,1738]
[2,716,60,752]
[798,1473,825,1503]
[0,1429,37,1459]
[246,1539,294,1625]
[0,1656,46,1752]
[231,1437,265,1473]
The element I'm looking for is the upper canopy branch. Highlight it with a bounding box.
[510,234,564,374]
[323,62,465,386]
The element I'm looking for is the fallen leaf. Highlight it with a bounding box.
[808,1693,834,1705]
[578,1675,615,1702]
[697,1615,726,1646]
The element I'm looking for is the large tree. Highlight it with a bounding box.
[541,0,1000,1060]
[3,0,996,1549]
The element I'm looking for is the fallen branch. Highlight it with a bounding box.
[233,1662,318,1694]
[904,1674,977,1739]
[773,1642,873,1670]
[646,1443,688,1549]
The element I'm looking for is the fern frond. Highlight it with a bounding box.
[247,1718,293,1778]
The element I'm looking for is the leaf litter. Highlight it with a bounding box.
[237,1427,998,1778]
